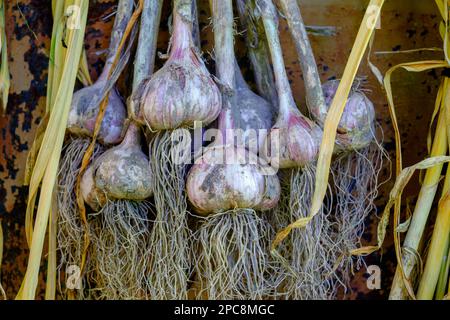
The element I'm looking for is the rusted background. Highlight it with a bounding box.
[0,0,444,299]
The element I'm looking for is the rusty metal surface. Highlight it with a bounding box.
[0,0,443,299]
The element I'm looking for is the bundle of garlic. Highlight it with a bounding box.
[257,0,338,299]
[56,0,133,299]
[77,0,163,300]
[186,0,280,300]
[276,0,386,291]
[138,0,222,299]
[322,79,385,287]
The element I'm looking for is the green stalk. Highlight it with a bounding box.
[417,166,450,299]
[236,0,278,108]
[435,236,450,299]
[390,82,449,299]
[17,0,88,300]
[277,0,327,121]
[417,79,450,299]
[132,0,163,89]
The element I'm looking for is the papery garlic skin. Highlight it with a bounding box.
[67,81,126,145]
[93,125,153,201]
[322,80,376,149]
[235,65,273,152]
[262,109,323,170]
[140,3,222,131]
[141,60,222,130]
[186,144,280,216]
[257,173,281,211]
[81,165,106,211]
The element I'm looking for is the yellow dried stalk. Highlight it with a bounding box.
[77,49,92,87]
[417,170,450,299]
[273,0,385,249]
[0,0,9,112]
[435,236,450,299]
[24,0,92,185]
[17,0,88,300]
[352,61,449,300]
[417,77,450,299]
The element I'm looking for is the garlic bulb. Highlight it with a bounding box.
[259,3,323,170]
[322,79,375,149]
[140,1,221,130]
[187,143,280,215]
[264,108,322,169]
[235,60,274,152]
[67,79,126,145]
[81,123,153,208]
[67,0,132,145]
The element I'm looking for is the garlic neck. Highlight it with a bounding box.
[170,0,194,60]
[121,121,140,147]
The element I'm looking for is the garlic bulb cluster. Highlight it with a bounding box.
[81,123,153,210]
[186,142,280,215]
[140,1,221,131]
[322,79,375,149]
[67,78,127,145]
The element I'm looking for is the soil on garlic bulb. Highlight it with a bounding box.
[81,123,154,300]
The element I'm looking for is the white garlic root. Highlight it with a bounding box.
[139,0,222,300]
[276,0,388,296]
[272,166,338,299]
[193,209,274,299]
[89,199,152,300]
[56,0,134,298]
[56,138,104,299]
[147,131,191,299]
[322,79,388,293]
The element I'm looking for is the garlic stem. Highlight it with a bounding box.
[259,0,297,118]
[236,0,278,108]
[170,0,194,60]
[100,0,134,80]
[191,0,201,50]
[122,121,141,146]
[278,0,327,121]
[132,0,163,89]
[210,0,238,135]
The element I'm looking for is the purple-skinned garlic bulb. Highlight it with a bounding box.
[56,0,134,300]
[141,0,220,300]
[81,122,153,300]
[322,79,376,149]
[140,0,221,130]
[67,77,126,145]
[258,0,337,300]
[66,0,133,145]
[186,130,280,216]
[187,0,280,300]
